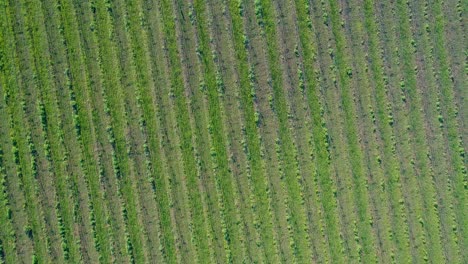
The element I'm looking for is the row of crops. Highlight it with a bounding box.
[0,0,465,263]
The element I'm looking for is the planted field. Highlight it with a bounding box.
[0,0,465,263]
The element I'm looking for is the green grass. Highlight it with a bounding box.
[71,0,132,260]
[205,1,264,261]
[293,1,346,262]
[340,2,398,262]
[0,120,18,264]
[53,0,115,261]
[192,1,250,262]
[225,0,281,262]
[253,0,316,262]
[88,0,148,262]
[0,0,465,262]
[363,1,414,262]
[325,1,380,261]
[430,1,467,257]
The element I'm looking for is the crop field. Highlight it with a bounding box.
[0,0,466,263]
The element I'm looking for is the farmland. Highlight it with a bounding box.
[0,0,465,263]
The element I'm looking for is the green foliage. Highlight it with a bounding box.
[0,0,464,262]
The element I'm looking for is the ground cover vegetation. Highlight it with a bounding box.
[0,0,465,263]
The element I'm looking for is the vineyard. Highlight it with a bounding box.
[0,0,466,263]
